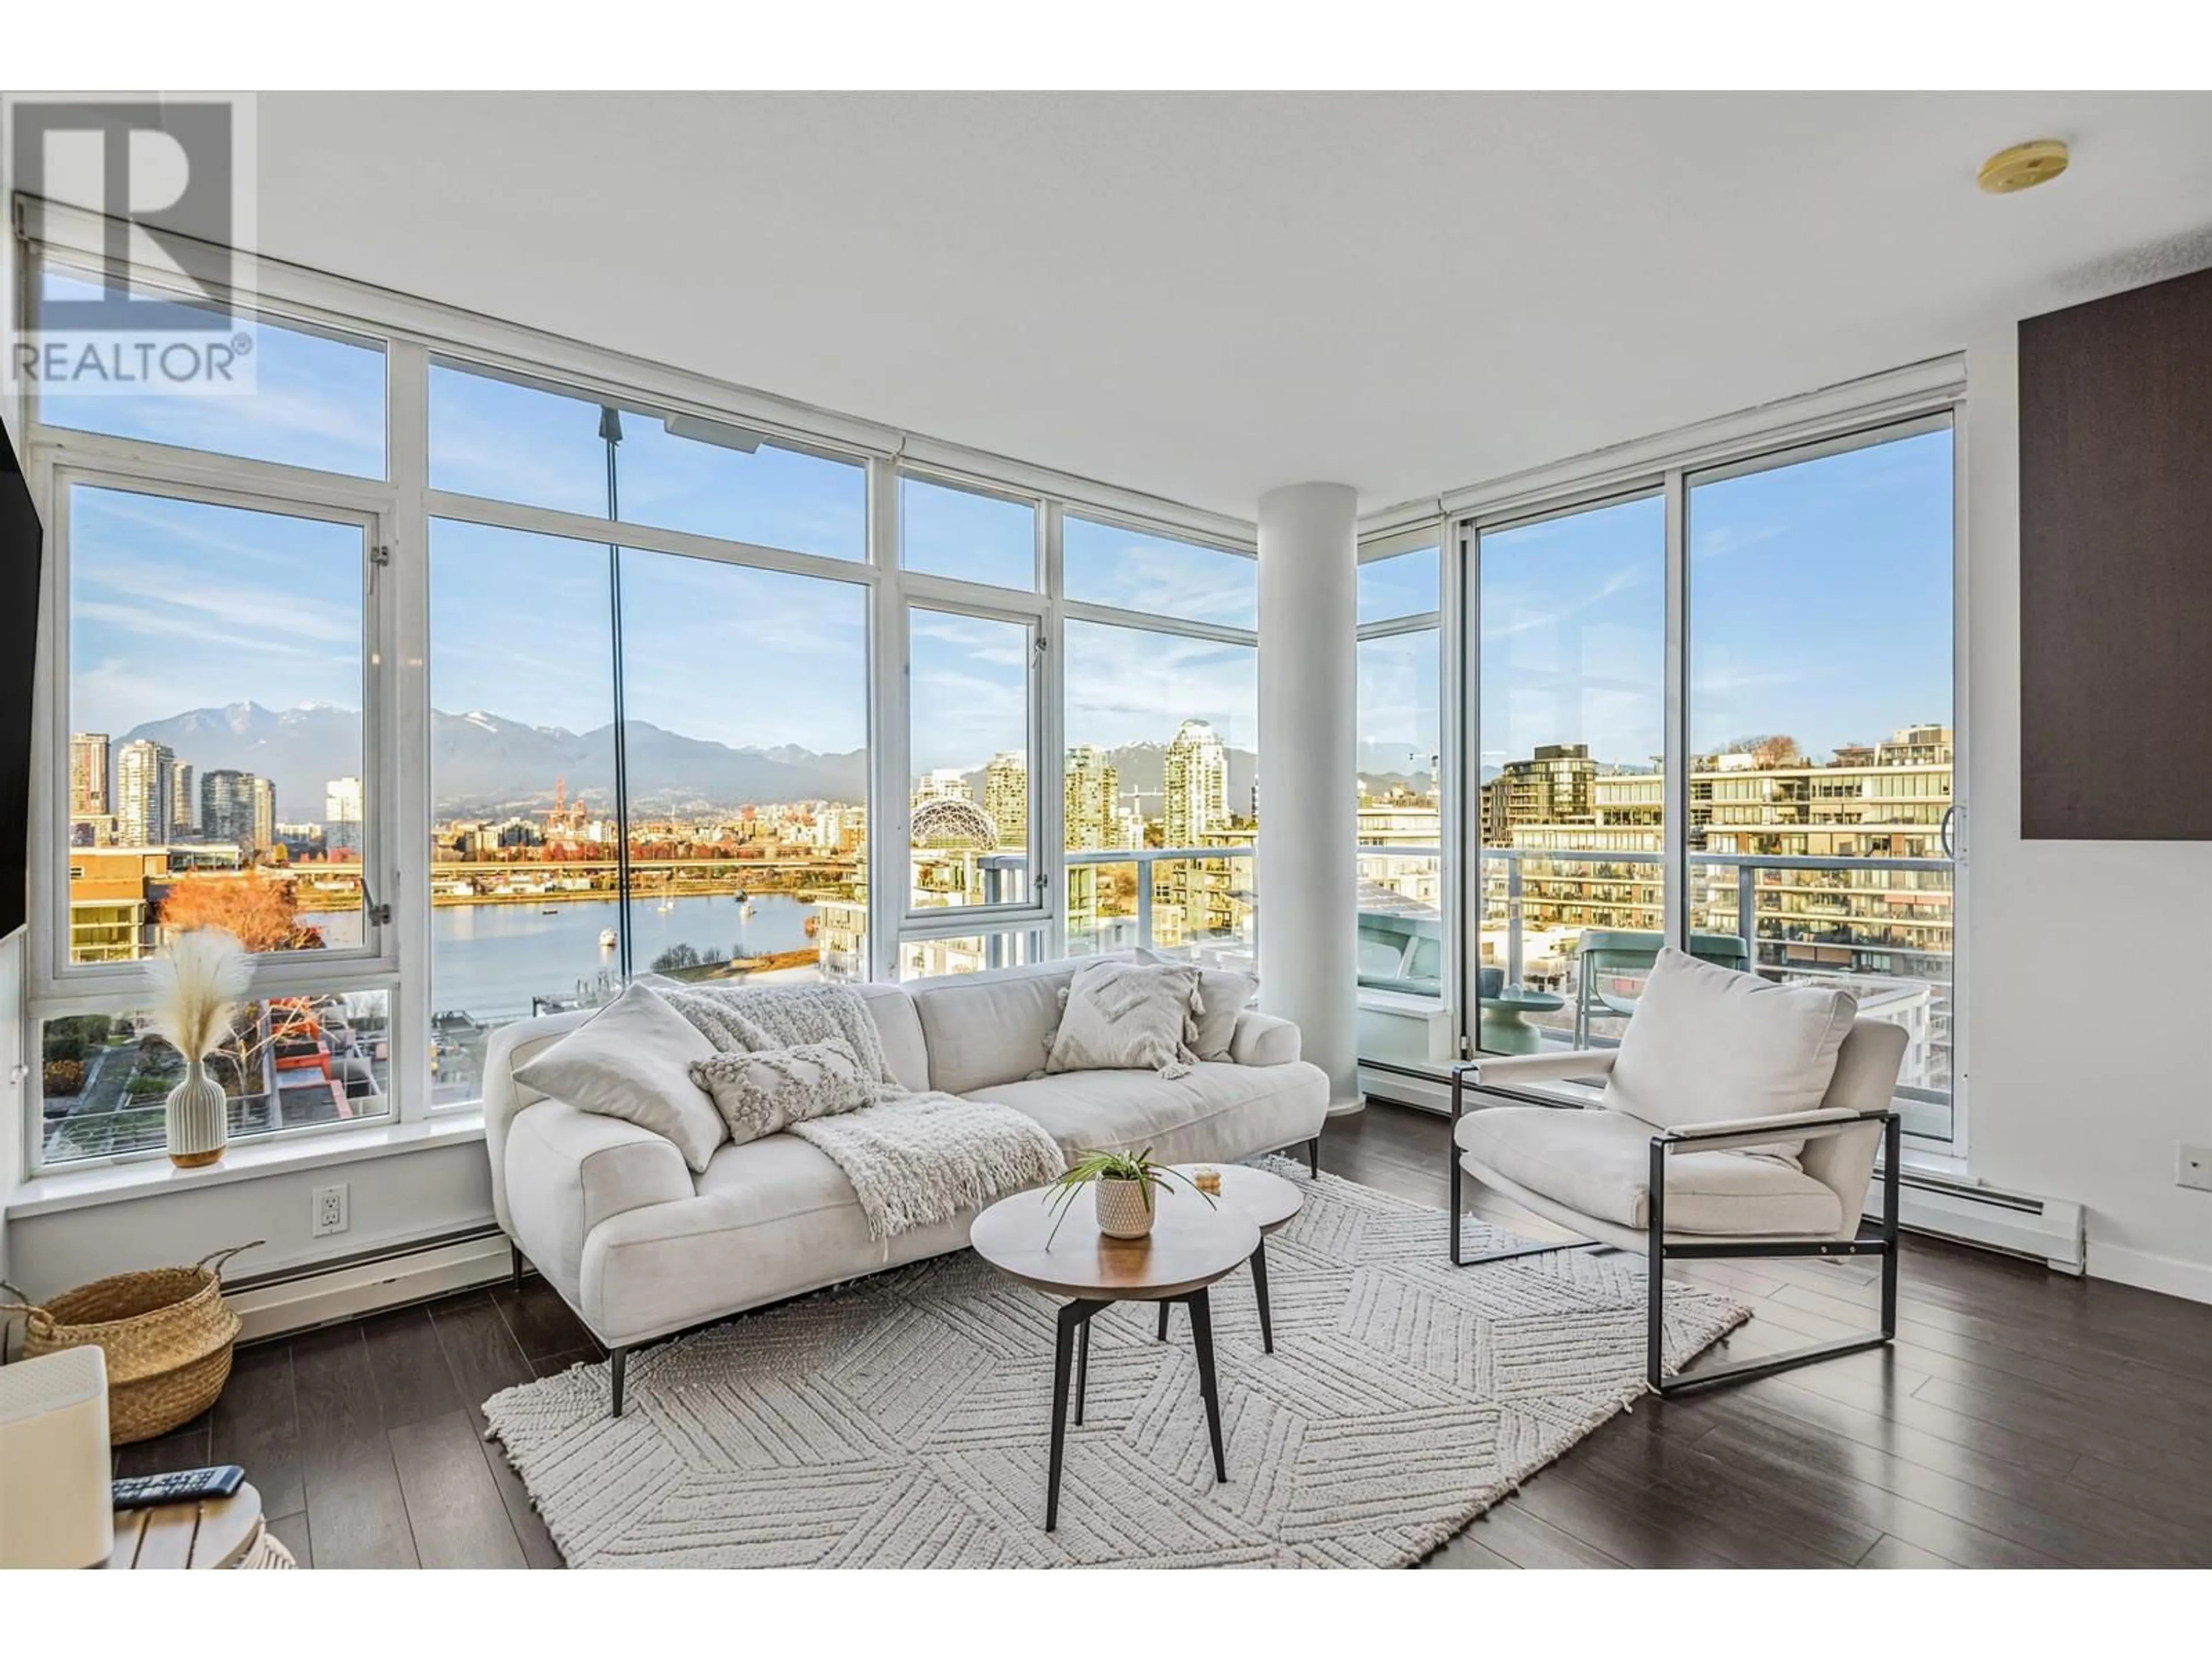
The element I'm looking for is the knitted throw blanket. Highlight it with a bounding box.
[661,983,1065,1241]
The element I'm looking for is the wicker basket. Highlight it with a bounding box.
[2,1243,259,1444]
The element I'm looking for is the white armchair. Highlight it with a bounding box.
[1448,948,1908,1396]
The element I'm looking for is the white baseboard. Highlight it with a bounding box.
[226,1232,514,1341]
[2087,1241,2212,1306]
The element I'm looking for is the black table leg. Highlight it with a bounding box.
[1047,1300,1102,1531]
[1074,1318,1089,1425]
[1185,1289,1229,1484]
[1156,1300,1171,1342]
[1251,1238,1274,1354]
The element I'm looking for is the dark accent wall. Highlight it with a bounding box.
[1,424,43,938]
[2018,264,2212,840]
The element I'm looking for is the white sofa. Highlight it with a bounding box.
[482,957,1329,1406]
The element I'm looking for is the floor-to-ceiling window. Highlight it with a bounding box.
[1686,419,1958,1139]
[1446,402,1961,1142]
[1355,533,1444,1000]
[1474,494,1668,1056]
[18,228,1260,1168]
[1060,517,1259,974]
[423,363,875,1096]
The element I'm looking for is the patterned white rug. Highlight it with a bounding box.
[484,1165,1746,1567]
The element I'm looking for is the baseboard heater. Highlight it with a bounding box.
[1357,1062,2088,1276]
[224,1225,514,1342]
[1877,1167,2085,1275]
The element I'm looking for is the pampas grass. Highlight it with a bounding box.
[146,927,252,1060]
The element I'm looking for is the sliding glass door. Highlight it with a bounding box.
[1453,414,1961,1144]
[1474,494,1667,1058]
[1686,420,1958,1140]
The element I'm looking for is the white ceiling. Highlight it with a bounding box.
[251,92,2212,518]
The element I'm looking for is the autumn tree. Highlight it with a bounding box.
[1724,734,1801,768]
[160,873,327,953]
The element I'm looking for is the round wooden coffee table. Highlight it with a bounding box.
[1154,1163,1302,1353]
[971,1181,1259,1531]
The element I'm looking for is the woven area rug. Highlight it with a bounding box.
[484,1165,1746,1567]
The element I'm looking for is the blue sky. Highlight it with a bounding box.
[1479,427,1952,769]
[69,486,366,738]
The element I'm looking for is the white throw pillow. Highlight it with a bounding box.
[1601,946,1857,1163]
[1135,947,1256,1062]
[1044,960,1202,1077]
[689,1039,872,1146]
[512,982,726,1173]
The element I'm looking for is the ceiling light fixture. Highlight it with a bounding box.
[1978,139,2070,195]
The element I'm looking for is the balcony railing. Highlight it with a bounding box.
[1058,846,1258,971]
[1355,843,1956,1137]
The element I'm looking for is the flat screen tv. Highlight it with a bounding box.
[1,422,39,940]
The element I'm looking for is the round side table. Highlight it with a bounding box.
[1156,1162,1302,1353]
[971,1183,1258,1531]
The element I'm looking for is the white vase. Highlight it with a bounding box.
[165,1056,228,1169]
[1094,1175,1156,1239]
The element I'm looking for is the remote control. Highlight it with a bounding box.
[111,1465,246,1510]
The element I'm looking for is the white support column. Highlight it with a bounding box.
[1257,483,1361,1112]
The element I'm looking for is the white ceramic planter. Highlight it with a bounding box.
[165,1057,228,1169]
[1093,1175,1156,1238]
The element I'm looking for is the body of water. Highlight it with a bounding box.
[430,893,820,1021]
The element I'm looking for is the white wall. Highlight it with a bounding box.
[1963,324,2212,1302]
[4,1139,494,1298]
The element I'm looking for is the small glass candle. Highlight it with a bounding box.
[1194,1166,1221,1197]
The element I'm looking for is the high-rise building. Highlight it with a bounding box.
[169,760,196,841]
[982,751,1028,847]
[202,770,261,851]
[1063,745,1119,851]
[912,769,969,805]
[1163,719,1228,849]
[251,777,277,854]
[114,740,175,847]
[1480,743,1597,844]
[326,776,365,856]
[69,732,109,815]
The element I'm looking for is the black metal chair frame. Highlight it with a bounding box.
[1448,1064,1902,1396]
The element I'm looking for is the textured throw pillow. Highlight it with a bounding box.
[511,982,726,1173]
[1044,960,1202,1077]
[1135,946,1256,1062]
[1602,947,1857,1164]
[688,1039,872,1146]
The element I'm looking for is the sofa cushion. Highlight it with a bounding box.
[1045,960,1202,1077]
[847,982,929,1093]
[1601,946,1856,1162]
[1456,1105,1842,1237]
[510,982,726,1173]
[689,1039,872,1146]
[907,962,1084,1094]
[1134,948,1257,1061]
[966,1060,1328,1166]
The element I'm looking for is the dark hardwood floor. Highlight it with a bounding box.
[132,1102,2212,1569]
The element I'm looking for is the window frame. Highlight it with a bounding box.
[1437,385,1968,1158]
[13,206,1262,1175]
[31,464,398,1001]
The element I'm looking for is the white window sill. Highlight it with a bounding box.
[5,1109,487,1220]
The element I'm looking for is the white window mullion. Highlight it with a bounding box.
[1662,467,1689,954]
[866,456,906,983]
[387,339,433,1121]
[1041,500,1067,959]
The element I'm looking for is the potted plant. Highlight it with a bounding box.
[146,928,251,1169]
[1043,1146,1214,1244]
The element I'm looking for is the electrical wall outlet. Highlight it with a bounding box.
[2179,1145,2212,1194]
[312,1182,350,1237]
